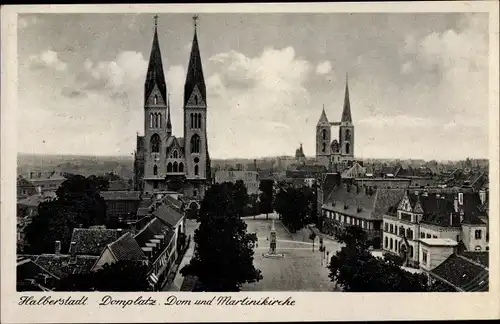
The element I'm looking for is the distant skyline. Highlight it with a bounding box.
[18,13,489,160]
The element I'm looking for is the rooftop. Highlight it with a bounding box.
[420,238,458,246]
[430,254,488,292]
[69,228,126,256]
[100,190,141,201]
[107,232,147,262]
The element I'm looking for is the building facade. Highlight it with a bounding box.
[214,170,260,195]
[134,17,211,205]
[316,76,355,169]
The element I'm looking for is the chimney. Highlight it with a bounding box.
[55,240,61,255]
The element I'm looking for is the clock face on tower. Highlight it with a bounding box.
[194,157,200,163]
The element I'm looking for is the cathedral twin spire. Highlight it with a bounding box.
[145,15,206,109]
[317,74,352,125]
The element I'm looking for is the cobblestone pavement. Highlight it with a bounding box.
[242,218,342,291]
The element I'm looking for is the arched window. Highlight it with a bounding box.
[173,151,178,159]
[322,142,326,153]
[390,238,393,250]
[194,165,199,176]
[153,165,158,176]
[179,162,184,173]
[191,134,201,153]
[190,114,194,128]
[167,163,172,173]
[384,237,388,248]
[409,245,414,258]
[173,162,178,173]
[322,129,327,140]
[407,228,413,240]
[154,95,158,105]
[345,129,351,141]
[150,113,154,128]
[150,134,160,153]
[194,95,198,105]
[157,113,162,129]
[346,143,350,155]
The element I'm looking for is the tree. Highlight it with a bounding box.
[274,185,310,233]
[233,180,249,218]
[258,179,274,219]
[180,183,262,291]
[328,225,429,292]
[24,175,108,254]
[57,261,150,291]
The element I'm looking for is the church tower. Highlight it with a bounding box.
[316,105,331,166]
[339,74,354,162]
[143,16,169,191]
[184,16,209,185]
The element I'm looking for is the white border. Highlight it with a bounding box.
[2,2,499,323]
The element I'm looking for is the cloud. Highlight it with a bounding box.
[19,16,38,29]
[316,61,332,75]
[205,47,312,158]
[29,50,67,72]
[358,115,437,128]
[401,61,413,74]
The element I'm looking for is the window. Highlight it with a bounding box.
[345,129,351,141]
[346,143,350,155]
[190,134,201,153]
[399,226,405,236]
[475,230,482,240]
[322,129,327,140]
[390,224,394,233]
[322,142,326,153]
[173,162,178,173]
[194,95,198,105]
[433,235,437,239]
[458,192,463,205]
[150,113,154,128]
[384,223,388,232]
[190,114,194,128]
[198,114,202,129]
[390,238,393,250]
[456,235,460,242]
[173,151,178,159]
[167,163,172,173]
[406,228,413,240]
[150,134,160,153]
[475,246,482,251]
[194,165,199,176]
[426,234,431,238]
[409,245,414,258]
[157,113,162,128]
[154,95,158,105]
[179,163,184,173]
[384,237,388,249]
[153,165,158,176]
[422,250,428,263]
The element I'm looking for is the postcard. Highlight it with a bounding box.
[1,1,499,323]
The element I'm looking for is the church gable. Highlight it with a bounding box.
[398,195,412,212]
[186,85,205,107]
[414,200,424,214]
[146,84,166,106]
[166,137,184,158]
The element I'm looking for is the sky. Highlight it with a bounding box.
[17,12,489,160]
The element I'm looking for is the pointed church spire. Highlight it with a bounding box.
[341,73,352,123]
[145,15,167,105]
[184,15,206,106]
[166,92,172,135]
[317,104,329,125]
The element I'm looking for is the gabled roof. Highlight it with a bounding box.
[430,254,488,292]
[31,254,98,278]
[460,251,489,267]
[100,191,141,201]
[69,228,126,256]
[134,218,170,248]
[154,203,184,227]
[17,258,60,281]
[165,195,183,211]
[419,193,460,227]
[107,232,147,262]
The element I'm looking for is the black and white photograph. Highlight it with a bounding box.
[1,1,499,323]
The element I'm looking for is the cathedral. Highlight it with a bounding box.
[316,76,355,170]
[134,16,211,201]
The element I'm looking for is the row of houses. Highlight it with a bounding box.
[317,169,489,292]
[17,192,187,291]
